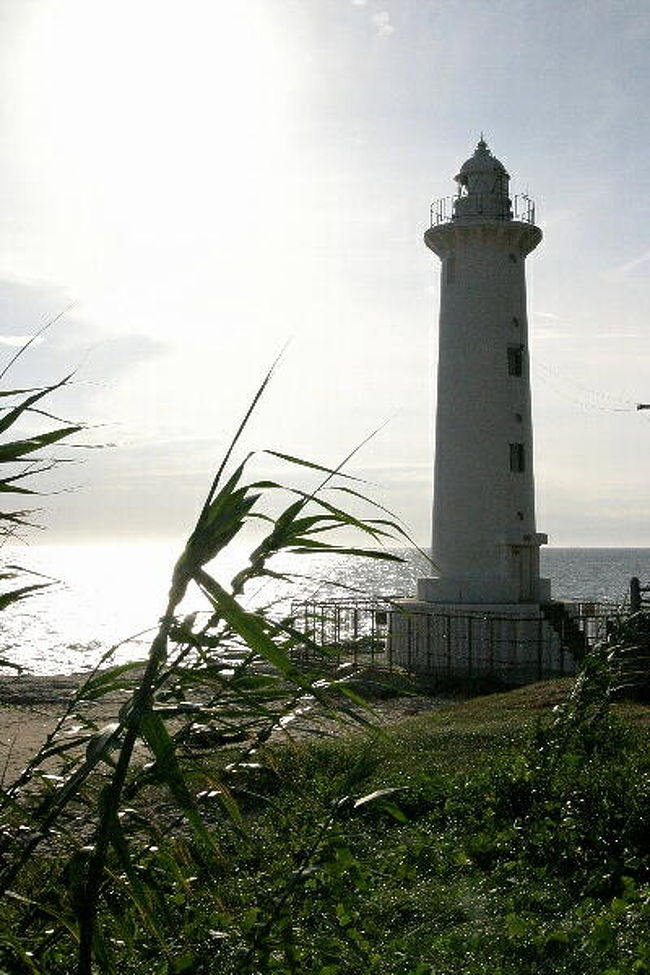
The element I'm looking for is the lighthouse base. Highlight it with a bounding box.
[417,574,552,605]
[389,599,573,685]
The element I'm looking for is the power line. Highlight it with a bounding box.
[533,359,649,419]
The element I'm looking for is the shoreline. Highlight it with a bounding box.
[0,672,89,706]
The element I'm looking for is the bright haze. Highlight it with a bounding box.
[1,0,649,547]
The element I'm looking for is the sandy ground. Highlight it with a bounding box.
[0,673,128,782]
[0,672,445,783]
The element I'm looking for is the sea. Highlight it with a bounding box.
[1,541,649,676]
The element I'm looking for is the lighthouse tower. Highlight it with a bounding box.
[418,138,550,606]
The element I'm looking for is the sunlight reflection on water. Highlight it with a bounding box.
[0,541,429,675]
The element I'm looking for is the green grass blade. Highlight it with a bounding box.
[0,304,75,382]
[198,352,284,517]
[139,709,221,857]
[263,450,363,481]
[0,582,52,610]
[0,376,74,437]
[0,425,82,462]
[195,570,305,682]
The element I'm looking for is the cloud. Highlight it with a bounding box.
[371,10,395,36]
[351,0,368,5]
[533,331,571,340]
[614,249,650,275]
[595,332,640,340]
[80,333,167,383]
[532,311,567,335]
[0,334,44,348]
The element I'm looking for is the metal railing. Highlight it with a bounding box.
[289,600,389,667]
[429,193,536,228]
[288,598,617,684]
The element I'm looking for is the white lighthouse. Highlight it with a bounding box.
[418,138,551,608]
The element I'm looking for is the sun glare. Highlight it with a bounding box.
[5,0,299,341]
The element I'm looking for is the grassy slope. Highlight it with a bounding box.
[213,679,650,974]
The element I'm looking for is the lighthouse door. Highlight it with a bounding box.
[509,545,535,602]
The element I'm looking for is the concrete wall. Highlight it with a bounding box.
[389,600,574,685]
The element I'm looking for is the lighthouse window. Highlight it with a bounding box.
[446,256,456,283]
[512,316,520,328]
[507,345,524,376]
[509,253,518,263]
[509,443,525,472]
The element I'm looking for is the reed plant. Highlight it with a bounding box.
[0,359,410,974]
[0,355,83,661]
[0,361,86,786]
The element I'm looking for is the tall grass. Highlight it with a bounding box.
[0,360,410,974]
[0,368,83,651]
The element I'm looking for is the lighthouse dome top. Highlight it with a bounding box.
[455,137,509,183]
[427,138,538,229]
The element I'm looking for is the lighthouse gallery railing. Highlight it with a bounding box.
[430,193,536,228]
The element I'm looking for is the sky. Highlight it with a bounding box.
[1,0,650,548]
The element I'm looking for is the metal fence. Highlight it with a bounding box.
[289,600,389,666]
[288,599,619,684]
